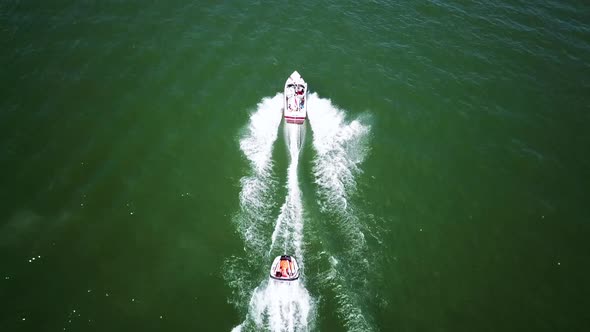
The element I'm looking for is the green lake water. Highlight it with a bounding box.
[1,1,589,331]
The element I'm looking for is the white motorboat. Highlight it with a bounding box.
[283,71,308,125]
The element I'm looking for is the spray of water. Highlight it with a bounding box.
[225,94,283,311]
[230,92,374,331]
[235,278,313,332]
[270,123,305,259]
[231,95,314,331]
[235,94,283,256]
[307,93,374,331]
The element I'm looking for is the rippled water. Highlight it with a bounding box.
[1,0,589,331]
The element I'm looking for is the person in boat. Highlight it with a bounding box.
[279,258,291,277]
[275,267,288,278]
[296,86,304,95]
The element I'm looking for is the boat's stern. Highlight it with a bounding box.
[284,114,306,124]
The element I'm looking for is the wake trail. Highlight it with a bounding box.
[270,124,305,259]
[235,94,283,257]
[225,94,283,312]
[232,96,314,332]
[307,93,374,332]
[234,278,313,332]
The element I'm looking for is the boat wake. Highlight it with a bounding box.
[230,96,314,332]
[233,279,313,332]
[229,92,375,332]
[235,94,283,257]
[270,124,305,259]
[307,93,375,331]
[225,94,282,312]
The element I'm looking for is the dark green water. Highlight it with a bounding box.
[1,1,589,331]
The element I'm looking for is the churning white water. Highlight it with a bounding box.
[235,94,283,256]
[307,93,374,331]
[231,92,373,332]
[232,96,313,332]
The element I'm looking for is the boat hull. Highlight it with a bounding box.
[283,71,308,125]
[269,255,300,281]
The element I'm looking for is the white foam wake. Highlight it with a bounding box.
[225,94,283,311]
[270,124,305,259]
[307,93,373,331]
[232,97,314,332]
[306,93,371,214]
[233,279,313,332]
[235,94,283,255]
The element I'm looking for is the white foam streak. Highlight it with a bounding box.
[270,124,304,259]
[307,94,370,255]
[307,94,370,213]
[307,93,373,331]
[233,97,313,332]
[233,279,312,332]
[252,279,312,332]
[240,94,284,175]
[235,94,283,254]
